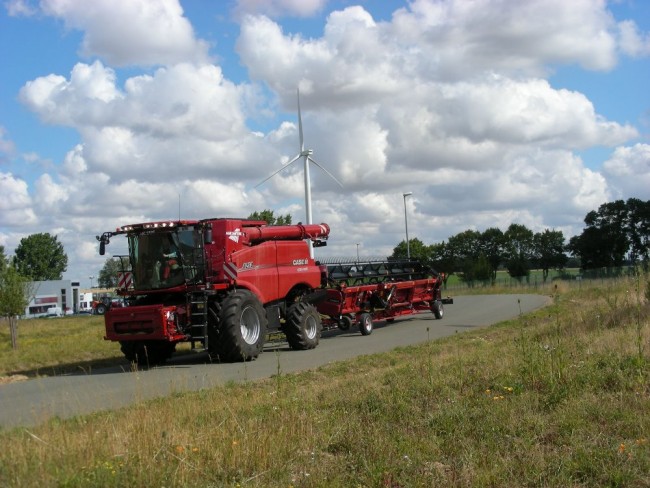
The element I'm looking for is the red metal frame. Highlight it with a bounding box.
[103,219,330,344]
[317,275,444,327]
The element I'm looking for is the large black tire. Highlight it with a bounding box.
[212,290,267,362]
[359,312,373,336]
[120,340,176,366]
[285,302,322,350]
[431,300,444,319]
[95,303,107,315]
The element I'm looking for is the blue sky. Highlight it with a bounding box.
[0,0,649,287]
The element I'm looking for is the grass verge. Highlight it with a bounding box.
[0,275,648,486]
[0,315,119,379]
[0,315,196,379]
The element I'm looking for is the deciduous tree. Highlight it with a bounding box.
[429,242,455,283]
[533,229,567,282]
[13,233,68,281]
[504,224,534,281]
[98,258,129,288]
[392,238,431,262]
[626,198,650,268]
[568,200,636,269]
[479,228,505,283]
[247,209,292,225]
[446,230,482,283]
[0,258,32,350]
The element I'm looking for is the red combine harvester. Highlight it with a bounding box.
[96,218,451,365]
[317,259,452,335]
[96,218,330,364]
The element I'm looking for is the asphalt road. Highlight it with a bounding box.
[0,294,550,430]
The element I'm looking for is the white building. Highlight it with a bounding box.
[24,280,82,318]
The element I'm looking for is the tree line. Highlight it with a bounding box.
[391,198,650,284]
[3,199,648,318]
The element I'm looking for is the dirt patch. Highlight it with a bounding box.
[0,375,29,385]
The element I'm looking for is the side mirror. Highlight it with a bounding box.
[96,233,111,256]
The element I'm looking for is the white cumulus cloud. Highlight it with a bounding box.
[4,0,649,282]
[0,173,38,227]
[603,144,650,198]
[40,0,210,66]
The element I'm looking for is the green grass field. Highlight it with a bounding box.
[0,315,125,378]
[0,275,648,486]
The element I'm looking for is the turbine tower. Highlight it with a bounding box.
[257,89,343,257]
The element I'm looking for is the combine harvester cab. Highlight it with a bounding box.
[317,258,453,336]
[96,218,330,365]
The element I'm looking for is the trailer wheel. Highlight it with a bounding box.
[431,300,444,319]
[120,341,176,366]
[285,302,322,350]
[359,313,373,336]
[337,314,353,331]
[213,290,267,362]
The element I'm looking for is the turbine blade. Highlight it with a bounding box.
[308,156,344,188]
[297,88,304,152]
[285,153,302,166]
[255,154,301,188]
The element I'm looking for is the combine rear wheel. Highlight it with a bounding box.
[285,302,322,350]
[359,312,373,336]
[212,290,267,362]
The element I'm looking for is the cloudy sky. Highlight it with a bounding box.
[1,0,649,287]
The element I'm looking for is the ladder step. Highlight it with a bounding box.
[187,293,209,349]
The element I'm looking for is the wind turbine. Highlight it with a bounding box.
[257,88,343,257]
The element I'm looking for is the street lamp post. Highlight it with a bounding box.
[356,243,360,262]
[89,275,94,290]
[403,192,412,259]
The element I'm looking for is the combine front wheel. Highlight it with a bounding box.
[286,302,322,350]
[214,290,267,362]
